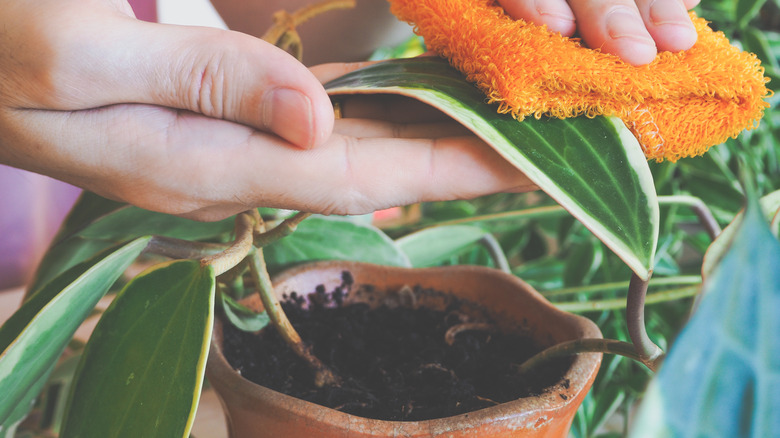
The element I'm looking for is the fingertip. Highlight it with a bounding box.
[602,10,658,65]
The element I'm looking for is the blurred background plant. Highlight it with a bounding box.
[7,1,777,436]
[371,1,780,436]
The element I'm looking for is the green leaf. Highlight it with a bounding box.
[50,191,126,245]
[702,189,780,278]
[0,237,150,425]
[61,260,215,438]
[30,206,234,292]
[742,27,780,71]
[220,294,270,332]
[326,58,658,280]
[631,194,780,437]
[264,215,410,269]
[563,239,603,287]
[736,0,768,28]
[396,225,489,267]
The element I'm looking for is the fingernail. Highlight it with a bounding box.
[606,9,655,44]
[264,88,314,148]
[649,0,692,26]
[535,1,575,34]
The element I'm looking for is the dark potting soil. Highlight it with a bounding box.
[221,272,572,422]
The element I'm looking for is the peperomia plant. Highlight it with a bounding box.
[0,0,777,437]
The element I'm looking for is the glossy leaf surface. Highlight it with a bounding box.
[31,201,234,292]
[264,215,410,269]
[0,237,150,425]
[62,260,215,438]
[397,225,489,267]
[326,58,658,279]
[631,194,780,437]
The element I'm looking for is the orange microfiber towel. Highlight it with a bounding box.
[388,0,771,162]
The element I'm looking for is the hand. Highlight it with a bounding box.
[0,1,531,221]
[497,0,701,65]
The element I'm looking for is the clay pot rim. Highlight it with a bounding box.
[207,261,602,431]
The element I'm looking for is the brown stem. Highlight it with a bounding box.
[200,212,256,276]
[659,195,722,241]
[254,212,312,248]
[248,248,340,387]
[515,338,660,374]
[262,0,356,60]
[146,236,227,260]
[626,273,665,369]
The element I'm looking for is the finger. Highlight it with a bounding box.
[4,105,533,220]
[568,0,658,65]
[498,0,577,36]
[33,13,333,149]
[683,0,701,9]
[635,0,698,53]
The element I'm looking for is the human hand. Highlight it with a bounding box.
[0,2,531,221]
[497,0,701,65]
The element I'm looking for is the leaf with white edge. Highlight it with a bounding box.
[702,189,780,278]
[397,225,489,267]
[264,215,410,269]
[0,237,151,425]
[630,194,780,437]
[30,206,234,292]
[61,260,215,438]
[221,294,270,332]
[326,58,658,280]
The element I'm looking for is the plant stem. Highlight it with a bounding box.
[478,234,511,273]
[145,236,228,260]
[247,248,340,387]
[254,212,312,248]
[542,275,702,298]
[659,195,722,241]
[626,273,664,370]
[262,0,355,60]
[515,338,659,374]
[200,212,256,276]
[553,285,701,312]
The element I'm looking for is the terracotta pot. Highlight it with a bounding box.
[207,261,602,438]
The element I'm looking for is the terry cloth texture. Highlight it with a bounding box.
[388,0,771,162]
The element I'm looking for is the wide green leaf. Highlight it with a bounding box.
[630,193,780,437]
[326,58,658,279]
[702,189,780,278]
[264,215,410,269]
[30,203,234,292]
[0,237,151,425]
[61,260,215,438]
[397,225,489,267]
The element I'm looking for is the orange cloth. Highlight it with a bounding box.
[388,0,771,162]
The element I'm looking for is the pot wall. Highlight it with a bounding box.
[207,261,602,438]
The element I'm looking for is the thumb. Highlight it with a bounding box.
[62,18,335,149]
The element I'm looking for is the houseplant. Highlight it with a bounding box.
[1,0,777,437]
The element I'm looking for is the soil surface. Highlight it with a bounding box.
[222,271,572,421]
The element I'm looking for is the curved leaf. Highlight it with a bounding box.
[631,193,780,437]
[326,58,658,279]
[0,237,151,425]
[31,205,234,292]
[264,215,410,269]
[397,225,489,267]
[61,260,215,438]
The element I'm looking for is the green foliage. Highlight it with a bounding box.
[326,57,659,280]
[0,238,150,429]
[2,4,777,435]
[61,260,215,438]
[630,191,780,437]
